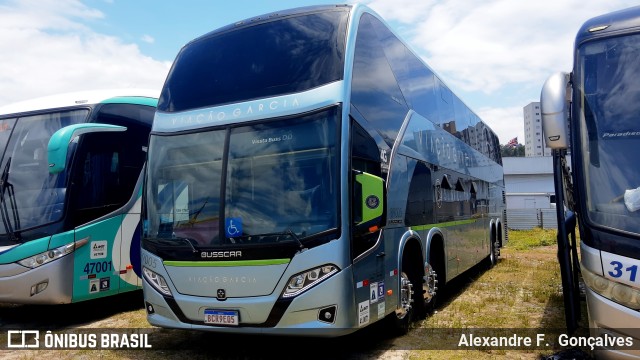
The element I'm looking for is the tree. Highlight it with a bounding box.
[500,144,525,157]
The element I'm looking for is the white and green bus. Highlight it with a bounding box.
[142,4,506,335]
[0,89,157,304]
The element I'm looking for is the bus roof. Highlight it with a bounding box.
[0,88,159,117]
[161,3,501,146]
[577,6,640,45]
[187,4,351,46]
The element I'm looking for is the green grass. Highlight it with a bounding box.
[507,227,559,250]
[409,227,590,360]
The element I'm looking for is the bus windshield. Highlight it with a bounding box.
[577,33,640,235]
[157,9,348,112]
[0,109,87,240]
[145,107,339,249]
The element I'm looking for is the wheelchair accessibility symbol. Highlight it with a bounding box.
[225,218,243,238]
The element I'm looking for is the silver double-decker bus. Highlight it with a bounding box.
[142,4,506,335]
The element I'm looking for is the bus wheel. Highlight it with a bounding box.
[487,236,498,268]
[423,264,438,314]
[388,270,414,335]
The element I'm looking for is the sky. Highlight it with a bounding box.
[0,0,638,144]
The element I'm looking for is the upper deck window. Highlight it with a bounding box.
[158,10,349,112]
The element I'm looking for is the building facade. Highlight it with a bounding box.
[523,102,551,157]
[503,156,555,209]
[503,156,555,230]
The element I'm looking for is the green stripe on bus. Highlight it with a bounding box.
[412,219,478,231]
[163,259,290,267]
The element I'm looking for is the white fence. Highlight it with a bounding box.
[506,208,558,230]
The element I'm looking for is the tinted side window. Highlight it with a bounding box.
[70,104,152,226]
[71,135,123,225]
[351,118,383,258]
[468,114,481,153]
[351,14,408,145]
[483,129,501,164]
[405,161,433,226]
[351,120,382,177]
[492,132,502,165]
[452,96,469,141]
[369,17,439,125]
[437,79,455,131]
[99,103,153,192]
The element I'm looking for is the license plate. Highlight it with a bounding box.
[204,309,239,326]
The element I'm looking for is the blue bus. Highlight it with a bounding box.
[542,5,640,358]
[142,4,506,335]
[0,89,157,304]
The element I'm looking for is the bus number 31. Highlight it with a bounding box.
[608,261,638,282]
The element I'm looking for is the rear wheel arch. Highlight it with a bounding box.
[400,237,425,301]
[424,232,445,314]
[426,233,446,285]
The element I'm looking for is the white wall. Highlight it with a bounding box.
[503,156,555,209]
[507,194,552,209]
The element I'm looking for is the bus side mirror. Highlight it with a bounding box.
[47,123,126,174]
[353,171,386,236]
[541,72,570,150]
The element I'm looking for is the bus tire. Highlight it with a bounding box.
[486,226,498,269]
[387,270,413,335]
[489,238,497,268]
[425,239,444,315]
[423,261,439,315]
[388,249,424,334]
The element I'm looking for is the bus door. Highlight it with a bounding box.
[351,170,386,327]
[51,106,151,301]
[352,230,385,328]
[350,119,389,326]
[69,130,130,301]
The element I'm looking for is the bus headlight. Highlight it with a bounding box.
[143,266,173,297]
[581,265,640,310]
[18,243,75,269]
[282,264,339,298]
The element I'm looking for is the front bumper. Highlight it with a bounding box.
[0,254,74,304]
[143,265,359,337]
[586,287,640,359]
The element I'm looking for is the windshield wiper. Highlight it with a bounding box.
[230,229,305,250]
[188,197,208,225]
[146,236,199,253]
[0,158,20,242]
[174,236,199,253]
[285,228,305,250]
